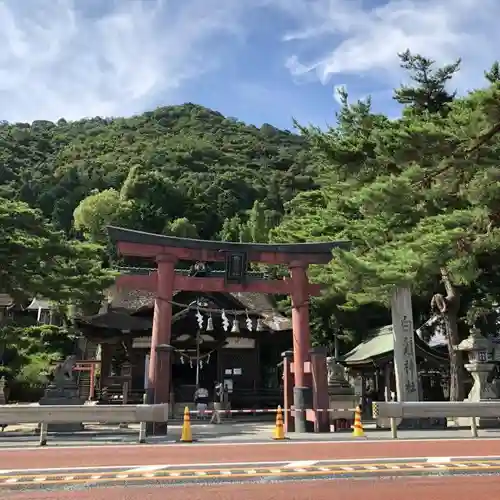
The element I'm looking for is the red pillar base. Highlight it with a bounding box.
[146,343,172,436]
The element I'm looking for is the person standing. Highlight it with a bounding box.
[210,381,223,424]
[193,385,209,420]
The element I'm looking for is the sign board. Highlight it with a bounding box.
[391,287,419,402]
[225,252,247,284]
[223,379,233,393]
[133,337,151,349]
[224,337,255,349]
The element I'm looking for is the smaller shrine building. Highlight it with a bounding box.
[340,324,449,406]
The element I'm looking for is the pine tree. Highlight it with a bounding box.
[273,55,500,400]
[485,61,500,84]
[394,50,460,115]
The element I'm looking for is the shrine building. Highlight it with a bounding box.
[75,285,293,414]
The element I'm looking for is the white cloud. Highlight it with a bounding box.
[0,0,248,122]
[276,0,500,93]
[3,0,496,124]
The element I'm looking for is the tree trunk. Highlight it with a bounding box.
[431,268,465,401]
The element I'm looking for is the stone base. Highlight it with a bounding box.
[38,422,84,433]
[377,417,446,430]
[146,422,168,435]
[400,417,446,430]
[456,416,500,429]
[293,386,313,433]
[39,387,85,433]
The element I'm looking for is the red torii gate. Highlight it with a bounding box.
[108,226,349,433]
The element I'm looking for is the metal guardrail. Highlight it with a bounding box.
[372,401,500,438]
[0,402,169,446]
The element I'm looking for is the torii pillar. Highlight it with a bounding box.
[148,255,177,406]
[289,262,312,432]
[107,225,350,434]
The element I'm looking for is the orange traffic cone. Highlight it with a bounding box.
[272,406,286,440]
[352,405,365,438]
[180,406,193,443]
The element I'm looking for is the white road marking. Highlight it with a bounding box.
[2,456,499,483]
[3,455,500,475]
[284,460,318,468]
[125,465,169,473]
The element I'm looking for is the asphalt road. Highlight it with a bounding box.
[2,456,500,490]
[3,437,500,470]
[5,475,499,500]
[3,439,500,497]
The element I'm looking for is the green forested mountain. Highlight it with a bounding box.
[3,53,500,397]
[0,103,319,383]
[1,103,317,242]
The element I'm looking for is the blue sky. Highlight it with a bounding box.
[1,0,498,130]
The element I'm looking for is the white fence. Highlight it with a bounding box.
[372,401,500,438]
[0,403,169,445]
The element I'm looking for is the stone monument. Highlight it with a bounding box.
[456,327,500,428]
[39,355,84,432]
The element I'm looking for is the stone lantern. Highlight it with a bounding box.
[456,327,499,427]
[325,357,356,430]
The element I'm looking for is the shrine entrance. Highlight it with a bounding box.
[108,226,349,433]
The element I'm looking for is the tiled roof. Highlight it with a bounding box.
[232,292,292,331]
[105,285,292,332]
[77,309,152,331]
[27,298,51,310]
[341,324,448,365]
